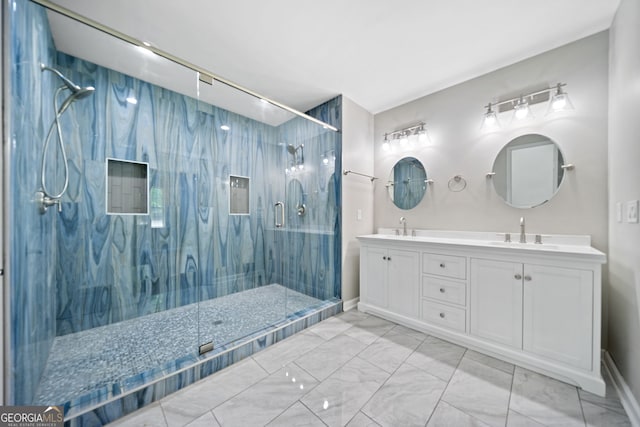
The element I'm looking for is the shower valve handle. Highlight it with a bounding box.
[35,191,62,214]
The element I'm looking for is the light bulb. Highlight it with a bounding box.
[514,99,531,120]
[322,157,329,165]
[382,134,390,151]
[220,125,230,131]
[298,164,304,170]
[484,114,496,126]
[547,83,573,114]
[399,133,408,145]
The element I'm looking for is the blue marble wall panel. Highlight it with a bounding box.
[9,0,341,407]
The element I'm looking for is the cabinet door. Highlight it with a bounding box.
[470,258,523,348]
[361,246,388,308]
[387,249,420,318]
[523,265,593,370]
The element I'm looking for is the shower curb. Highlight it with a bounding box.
[64,300,342,426]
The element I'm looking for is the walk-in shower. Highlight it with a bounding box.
[5,1,342,424]
[36,64,94,214]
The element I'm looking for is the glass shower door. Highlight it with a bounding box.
[194,78,294,355]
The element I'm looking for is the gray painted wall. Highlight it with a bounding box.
[608,0,640,408]
[341,97,375,305]
[373,32,609,255]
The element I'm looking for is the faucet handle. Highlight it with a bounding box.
[399,216,406,223]
[535,234,542,244]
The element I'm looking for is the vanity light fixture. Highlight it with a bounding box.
[382,134,390,151]
[482,82,573,128]
[513,96,532,120]
[382,122,429,150]
[482,103,500,130]
[548,83,574,114]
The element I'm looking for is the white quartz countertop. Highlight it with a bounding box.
[357,229,606,263]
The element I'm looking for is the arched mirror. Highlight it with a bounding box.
[387,157,427,210]
[492,134,565,208]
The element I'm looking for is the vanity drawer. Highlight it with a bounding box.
[421,300,466,332]
[423,253,467,279]
[422,276,466,306]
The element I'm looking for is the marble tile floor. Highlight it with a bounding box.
[35,284,321,406]
[107,310,633,427]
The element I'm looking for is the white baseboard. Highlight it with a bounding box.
[603,350,640,427]
[342,297,360,312]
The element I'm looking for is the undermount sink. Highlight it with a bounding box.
[489,241,559,250]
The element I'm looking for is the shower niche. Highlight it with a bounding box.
[106,158,149,215]
[229,175,250,215]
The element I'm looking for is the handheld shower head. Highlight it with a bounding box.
[57,86,95,115]
[287,144,297,155]
[41,63,95,99]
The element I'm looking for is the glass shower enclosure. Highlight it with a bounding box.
[4,0,341,419]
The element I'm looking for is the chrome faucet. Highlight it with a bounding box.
[519,217,526,243]
[400,217,407,236]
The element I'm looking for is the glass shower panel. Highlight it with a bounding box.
[9,3,203,411]
[278,115,339,308]
[194,78,297,352]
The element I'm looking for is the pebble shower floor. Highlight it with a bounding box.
[33,284,321,406]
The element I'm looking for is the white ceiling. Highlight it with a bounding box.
[49,0,619,115]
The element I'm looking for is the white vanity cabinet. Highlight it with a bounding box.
[360,244,420,318]
[357,232,606,396]
[470,258,523,348]
[470,259,594,370]
[521,264,594,370]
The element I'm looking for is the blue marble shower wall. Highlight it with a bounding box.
[8,0,341,405]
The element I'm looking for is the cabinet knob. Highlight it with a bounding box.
[383,256,387,260]
[439,288,445,293]
[439,312,445,318]
[388,257,391,261]
[514,274,522,280]
[524,275,532,281]
[439,263,446,268]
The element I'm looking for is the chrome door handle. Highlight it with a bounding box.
[274,201,285,228]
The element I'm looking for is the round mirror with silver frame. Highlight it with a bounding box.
[387,157,427,210]
[492,134,565,208]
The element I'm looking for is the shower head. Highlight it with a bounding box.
[41,63,95,98]
[42,63,81,93]
[57,86,95,115]
[41,64,95,115]
[287,144,297,155]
